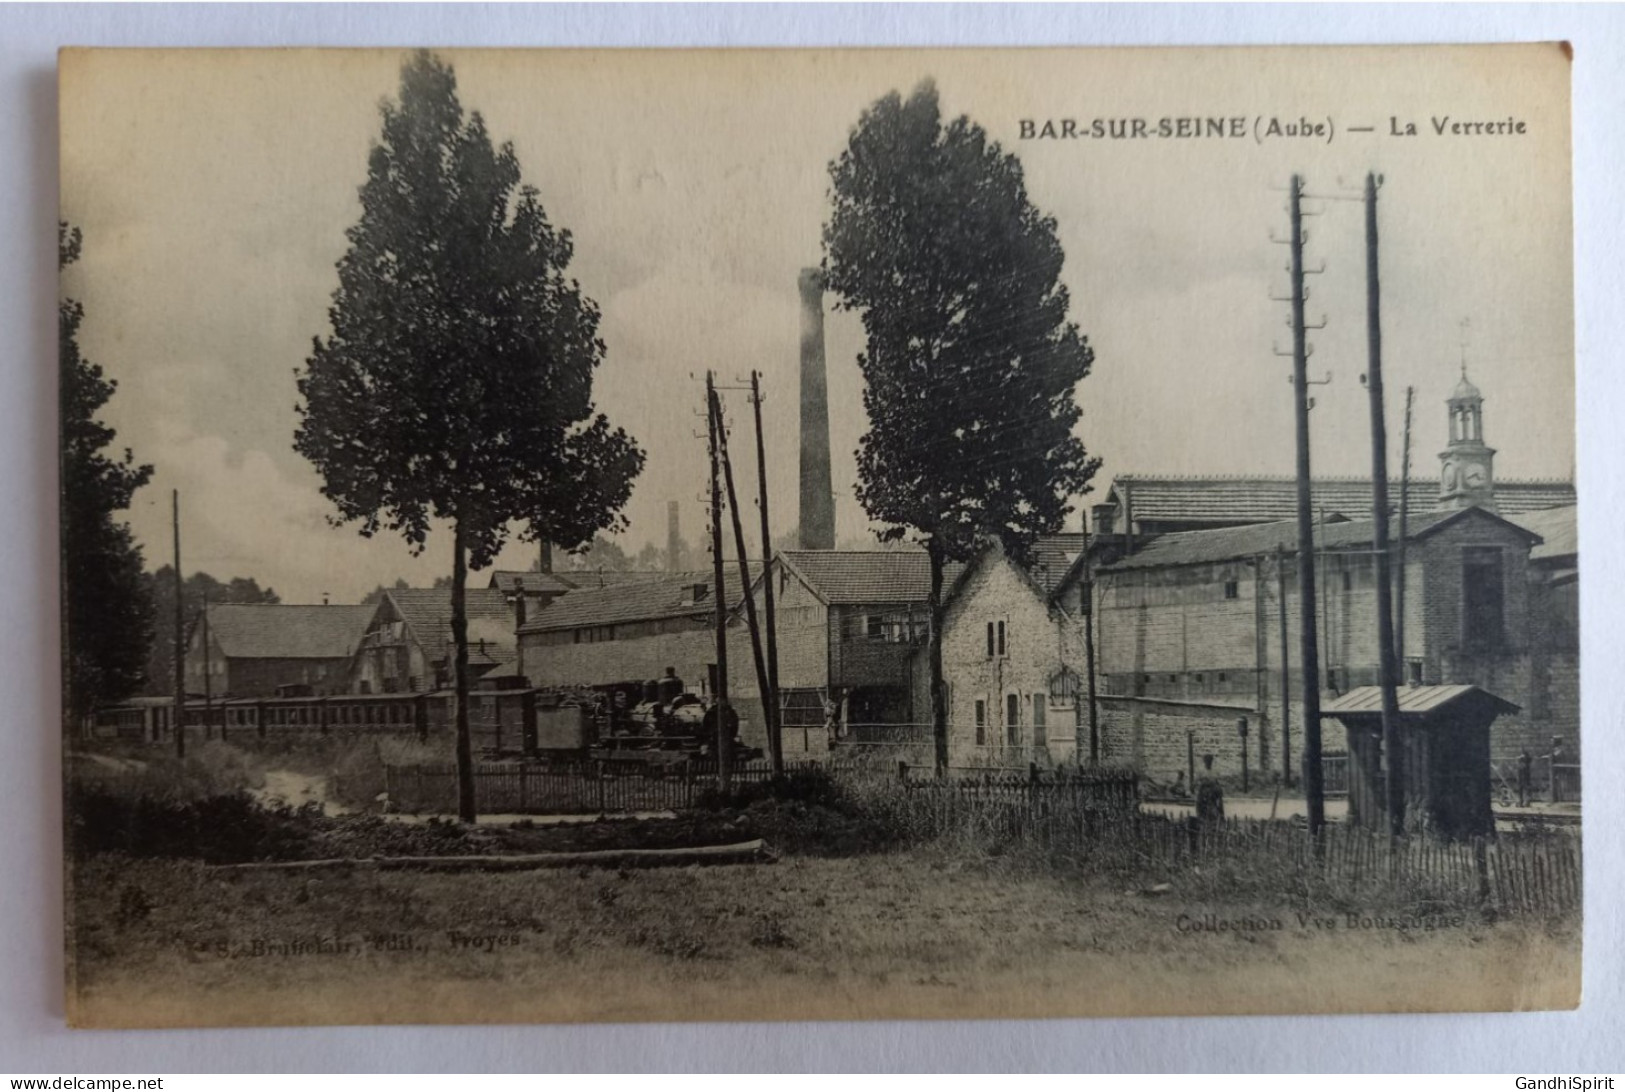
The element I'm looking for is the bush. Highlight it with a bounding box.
[67,786,322,864]
[693,769,903,857]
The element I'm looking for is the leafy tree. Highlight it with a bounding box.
[295,52,644,820]
[822,83,1100,772]
[361,578,413,605]
[558,532,632,572]
[60,222,156,723]
[142,569,280,696]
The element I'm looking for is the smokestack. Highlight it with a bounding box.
[667,500,681,573]
[798,267,835,550]
[538,541,553,574]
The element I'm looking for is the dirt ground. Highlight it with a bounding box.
[65,848,1580,1028]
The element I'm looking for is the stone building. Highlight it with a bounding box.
[910,535,1089,768]
[1069,374,1578,790]
[184,603,372,698]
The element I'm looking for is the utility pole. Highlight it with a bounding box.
[171,489,186,759]
[1286,175,1325,834]
[749,370,784,773]
[1395,385,1414,677]
[705,373,733,790]
[717,392,776,776]
[201,588,213,743]
[1362,171,1405,840]
[1082,524,1100,765]
[1276,544,1292,787]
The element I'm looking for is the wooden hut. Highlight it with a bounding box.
[1325,684,1517,839]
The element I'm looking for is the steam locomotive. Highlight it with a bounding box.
[87,668,756,766]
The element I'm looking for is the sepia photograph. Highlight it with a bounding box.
[56,43,1579,1029]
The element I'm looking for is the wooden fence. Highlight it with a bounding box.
[880,784,1581,918]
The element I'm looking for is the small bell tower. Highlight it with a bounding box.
[1438,363,1496,512]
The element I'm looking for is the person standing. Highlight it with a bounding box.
[1195,753,1225,823]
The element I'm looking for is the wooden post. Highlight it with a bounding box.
[172,489,186,759]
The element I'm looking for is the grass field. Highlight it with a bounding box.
[66,846,1580,1027]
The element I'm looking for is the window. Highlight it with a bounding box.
[1223,580,1239,600]
[997,620,1007,657]
[974,699,987,746]
[1408,659,1424,687]
[1341,570,1353,592]
[1006,693,1021,746]
[1031,694,1047,746]
[865,615,884,639]
[986,622,995,658]
[1462,546,1505,646]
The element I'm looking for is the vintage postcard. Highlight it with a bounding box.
[58,45,1578,1028]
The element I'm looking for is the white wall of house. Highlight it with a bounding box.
[932,548,1082,767]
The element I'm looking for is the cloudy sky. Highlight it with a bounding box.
[59,46,1573,604]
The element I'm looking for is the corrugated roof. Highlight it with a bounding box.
[518,569,753,633]
[205,604,373,661]
[385,588,516,655]
[1324,684,1520,716]
[1100,506,1537,573]
[1508,505,1577,563]
[1109,475,1575,525]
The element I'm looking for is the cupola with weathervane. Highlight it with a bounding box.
[1438,364,1496,512]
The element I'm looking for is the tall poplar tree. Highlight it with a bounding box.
[60,221,156,725]
[296,52,644,819]
[823,83,1100,773]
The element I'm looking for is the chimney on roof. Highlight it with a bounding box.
[1091,504,1116,537]
[667,500,681,573]
[511,577,527,629]
[798,267,835,550]
[538,541,554,574]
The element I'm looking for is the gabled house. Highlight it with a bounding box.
[184,604,373,698]
[349,587,517,694]
[910,535,1090,768]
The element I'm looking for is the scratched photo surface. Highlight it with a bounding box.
[58,45,1577,1028]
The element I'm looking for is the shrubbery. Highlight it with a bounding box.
[695,768,903,857]
[68,787,321,864]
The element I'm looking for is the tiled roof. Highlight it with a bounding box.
[779,549,967,605]
[1507,505,1577,563]
[556,569,668,589]
[1100,506,1538,573]
[1029,533,1089,593]
[205,604,373,660]
[1325,684,1519,716]
[485,570,577,595]
[485,569,667,594]
[385,588,516,654]
[518,569,753,633]
[1107,475,1575,525]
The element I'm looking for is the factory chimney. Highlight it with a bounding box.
[667,500,681,572]
[538,541,553,574]
[798,267,835,550]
